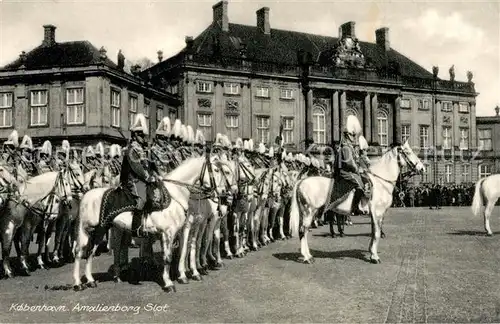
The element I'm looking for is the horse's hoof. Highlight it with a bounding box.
[303,258,314,264]
[381,233,386,239]
[225,255,233,260]
[191,274,202,281]
[73,284,85,291]
[113,276,122,283]
[198,268,208,276]
[487,232,493,237]
[370,258,381,264]
[339,233,344,238]
[162,285,176,293]
[178,277,189,284]
[86,281,97,288]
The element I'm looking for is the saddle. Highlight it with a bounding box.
[325,174,373,216]
[98,182,171,229]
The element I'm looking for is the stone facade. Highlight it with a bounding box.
[476,107,500,179]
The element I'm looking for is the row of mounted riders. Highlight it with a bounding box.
[0,121,342,287]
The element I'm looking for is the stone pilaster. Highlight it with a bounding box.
[340,91,346,138]
[332,90,340,142]
[394,96,402,144]
[364,93,371,142]
[371,94,378,143]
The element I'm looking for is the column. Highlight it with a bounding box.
[371,94,378,144]
[306,88,313,146]
[332,91,339,142]
[339,91,346,139]
[394,96,402,144]
[364,93,372,142]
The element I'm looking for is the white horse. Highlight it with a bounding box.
[177,156,238,283]
[72,155,229,292]
[289,142,425,264]
[471,174,500,236]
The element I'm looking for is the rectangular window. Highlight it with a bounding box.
[256,87,269,98]
[442,101,452,112]
[66,88,84,125]
[461,164,470,182]
[479,164,491,178]
[459,102,469,113]
[459,128,469,149]
[419,125,429,148]
[144,100,150,118]
[280,89,293,99]
[478,129,492,150]
[400,99,411,109]
[167,84,178,95]
[256,116,270,143]
[197,81,213,93]
[111,90,121,128]
[156,105,163,124]
[423,99,431,110]
[224,83,240,95]
[401,124,411,144]
[283,118,294,144]
[444,164,453,183]
[197,113,212,140]
[31,90,48,106]
[421,163,431,183]
[129,96,138,129]
[169,110,177,123]
[30,90,48,126]
[377,113,389,147]
[442,126,452,149]
[0,93,13,128]
[225,115,239,141]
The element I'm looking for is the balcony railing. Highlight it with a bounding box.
[181,54,476,94]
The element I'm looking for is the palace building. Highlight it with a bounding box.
[145,1,479,184]
[476,106,500,178]
[0,25,180,151]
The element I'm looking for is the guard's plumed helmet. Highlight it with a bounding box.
[4,130,19,148]
[130,113,148,135]
[20,135,34,151]
[186,125,195,144]
[95,142,105,157]
[171,119,182,140]
[258,143,266,155]
[234,138,244,150]
[85,145,95,158]
[358,135,369,150]
[41,140,52,156]
[213,133,224,148]
[194,129,206,147]
[180,125,188,143]
[345,115,362,136]
[156,117,171,137]
[61,140,70,155]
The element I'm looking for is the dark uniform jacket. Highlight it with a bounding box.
[334,135,364,190]
[120,141,151,208]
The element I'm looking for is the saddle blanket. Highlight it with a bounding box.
[99,183,172,229]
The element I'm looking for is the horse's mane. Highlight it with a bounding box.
[22,171,59,204]
[165,156,204,181]
[369,146,399,177]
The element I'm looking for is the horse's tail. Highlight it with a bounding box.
[471,177,486,217]
[289,179,302,238]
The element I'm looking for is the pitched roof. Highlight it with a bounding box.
[168,23,434,79]
[0,41,118,71]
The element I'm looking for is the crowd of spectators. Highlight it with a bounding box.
[391,183,483,208]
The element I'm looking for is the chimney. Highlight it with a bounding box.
[340,21,355,38]
[157,50,163,62]
[212,1,229,32]
[495,105,499,117]
[375,27,390,51]
[42,25,56,47]
[256,7,270,35]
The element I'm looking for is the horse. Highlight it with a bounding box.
[50,161,87,265]
[72,154,231,292]
[176,155,238,283]
[471,174,500,236]
[2,170,73,277]
[289,142,425,264]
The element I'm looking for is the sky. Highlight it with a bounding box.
[0,0,498,116]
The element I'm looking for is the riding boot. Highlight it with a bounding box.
[351,189,365,216]
[131,209,145,238]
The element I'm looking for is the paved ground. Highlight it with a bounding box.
[1,207,500,323]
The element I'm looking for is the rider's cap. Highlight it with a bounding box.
[95,142,105,156]
[130,113,149,135]
[345,115,362,136]
[20,135,34,150]
[4,130,19,147]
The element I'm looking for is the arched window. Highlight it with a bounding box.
[377,110,388,147]
[312,106,326,144]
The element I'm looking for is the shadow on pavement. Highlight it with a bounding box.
[273,249,370,263]
[448,230,500,236]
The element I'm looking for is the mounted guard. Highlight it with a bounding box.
[54,140,70,171]
[329,115,370,216]
[357,135,372,195]
[3,130,20,170]
[19,135,36,176]
[38,140,53,173]
[82,146,96,172]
